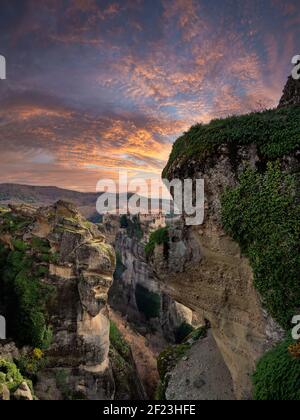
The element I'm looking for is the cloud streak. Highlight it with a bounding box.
[0,0,299,190]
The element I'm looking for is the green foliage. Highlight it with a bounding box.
[155,379,167,400]
[31,237,50,253]
[0,212,31,234]
[17,348,46,380]
[145,227,169,259]
[0,243,54,349]
[0,359,26,392]
[121,215,143,240]
[12,239,28,252]
[253,336,300,400]
[157,343,191,381]
[174,322,194,344]
[187,326,207,342]
[163,105,300,178]
[221,163,300,329]
[109,321,131,360]
[135,284,161,320]
[55,369,71,400]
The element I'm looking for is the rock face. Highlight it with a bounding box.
[13,382,33,401]
[109,226,196,343]
[166,331,235,400]
[0,201,116,400]
[157,145,290,399]
[278,75,300,108]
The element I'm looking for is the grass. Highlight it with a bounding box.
[163,105,300,178]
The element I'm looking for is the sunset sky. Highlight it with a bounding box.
[0,0,299,191]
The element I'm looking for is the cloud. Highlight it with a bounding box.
[0,0,299,190]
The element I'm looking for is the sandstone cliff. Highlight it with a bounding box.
[0,201,117,400]
[156,98,300,399]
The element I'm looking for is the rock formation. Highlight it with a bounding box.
[0,201,116,400]
[109,224,197,343]
[278,75,300,108]
[156,143,298,399]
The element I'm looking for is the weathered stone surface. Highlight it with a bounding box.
[278,75,300,108]
[0,383,10,400]
[157,144,288,399]
[13,382,33,401]
[1,201,116,400]
[166,331,235,400]
[109,229,195,342]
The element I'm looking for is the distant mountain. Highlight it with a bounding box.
[0,183,172,221]
[0,183,101,220]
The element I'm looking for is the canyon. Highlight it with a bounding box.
[0,75,299,400]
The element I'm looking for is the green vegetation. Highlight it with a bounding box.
[0,211,31,234]
[157,343,191,382]
[145,227,169,259]
[0,359,32,393]
[17,348,46,380]
[135,284,161,320]
[253,336,300,400]
[163,105,300,178]
[110,321,131,360]
[155,326,207,400]
[0,242,54,349]
[221,163,300,329]
[174,322,194,344]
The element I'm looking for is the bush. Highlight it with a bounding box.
[163,105,300,178]
[221,163,300,329]
[109,321,131,361]
[145,227,169,259]
[253,337,300,400]
[135,284,161,320]
[157,343,191,380]
[0,359,26,392]
[0,244,54,349]
[17,348,46,380]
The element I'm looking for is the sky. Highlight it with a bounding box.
[0,0,299,192]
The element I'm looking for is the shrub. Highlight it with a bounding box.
[221,163,300,329]
[135,284,161,320]
[109,321,131,361]
[253,337,300,400]
[17,348,46,379]
[0,245,54,349]
[145,227,169,259]
[0,359,26,392]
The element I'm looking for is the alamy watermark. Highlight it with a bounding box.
[0,315,6,340]
[292,315,300,340]
[96,171,205,226]
[0,54,6,80]
[291,54,300,80]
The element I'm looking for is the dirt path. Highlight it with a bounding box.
[109,308,167,399]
